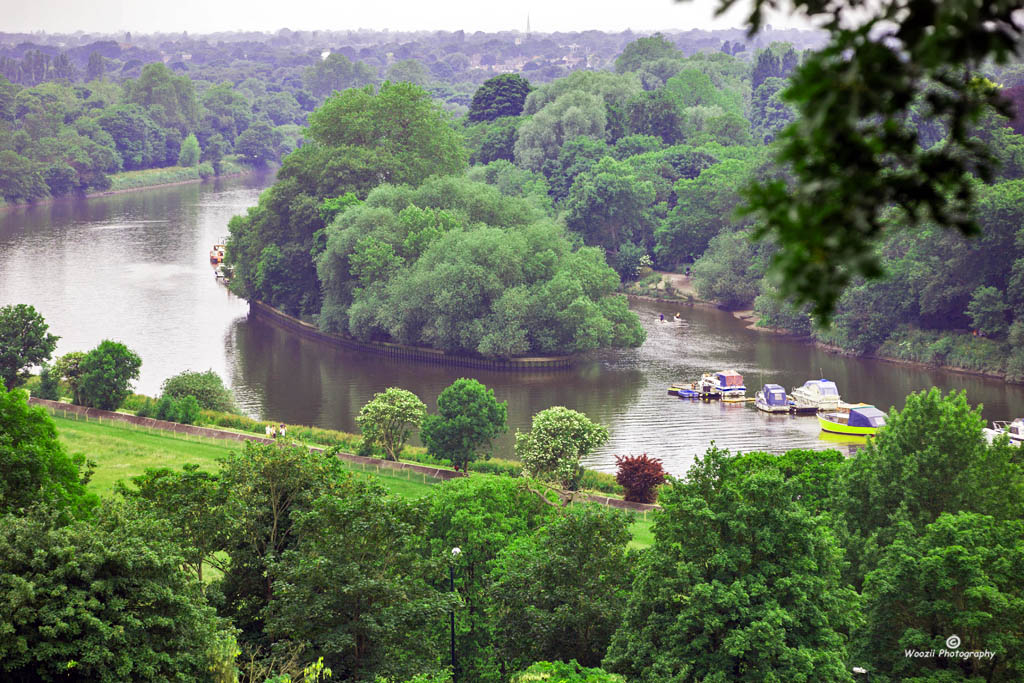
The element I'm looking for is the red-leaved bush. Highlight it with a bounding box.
[614,453,666,503]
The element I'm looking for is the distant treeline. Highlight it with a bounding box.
[0,62,302,203]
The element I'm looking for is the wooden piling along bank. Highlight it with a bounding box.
[249,300,574,371]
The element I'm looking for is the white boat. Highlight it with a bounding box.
[984,418,1024,446]
[703,370,746,400]
[754,383,790,413]
[791,379,841,412]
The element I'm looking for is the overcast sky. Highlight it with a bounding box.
[4,0,811,35]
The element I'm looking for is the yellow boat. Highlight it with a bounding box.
[818,404,887,436]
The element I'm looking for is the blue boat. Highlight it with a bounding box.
[754,383,789,413]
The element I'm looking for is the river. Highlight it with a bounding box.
[2,174,1022,476]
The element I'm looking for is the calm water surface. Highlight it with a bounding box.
[3,174,1022,475]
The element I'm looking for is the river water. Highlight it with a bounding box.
[2,174,1022,475]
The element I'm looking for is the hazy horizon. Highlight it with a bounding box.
[4,0,813,37]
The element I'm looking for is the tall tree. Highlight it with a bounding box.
[515,407,609,491]
[468,74,532,122]
[76,339,142,410]
[835,388,1024,587]
[356,387,427,461]
[0,303,59,389]
[0,382,95,518]
[420,378,507,472]
[488,505,633,671]
[266,478,454,681]
[604,449,858,681]
[0,505,237,682]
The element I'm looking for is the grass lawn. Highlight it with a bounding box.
[52,413,440,500]
[50,412,651,547]
[628,518,655,550]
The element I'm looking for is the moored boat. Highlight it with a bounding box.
[210,243,226,263]
[754,383,789,413]
[818,404,887,436]
[984,418,1024,446]
[791,379,841,412]
[706,370,746,399]
[668,370,745,400]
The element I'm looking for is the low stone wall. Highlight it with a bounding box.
[250,300,573,371]
[32,397,658,511]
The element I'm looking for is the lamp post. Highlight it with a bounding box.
[450,547,461,682]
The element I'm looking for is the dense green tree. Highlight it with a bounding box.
[468,73,532,122]
[522,71,642,117]
[722,0,1023,321]
[302,53,376,100]
[0,505,238,682]
[488,505,633,671]
[419,477,554,683]
[177,132,200,166]
[160,369,237,413]
[466,116,519,165]
[615,34,683,75]
[0,150,48,202]
[124,62,197,135]
[304,82,467,185]
[234,120,283,167]
[514,90,608,172]
[216,441,353,648]
[96,104,165,170]
[154,394,179,422]
[315,178,644,357]
[827,272,916,354]
[420,378,508,472]
[750,76,796,143]
[624,88,685,145]
[0,382,95,518]
[857,513,1024,681]
[565,156,655,253]
[604,450,858,682]
[255,91,303,126]
[198,83,252,146]
[835,388,1024,587]
[966,285,1010,337]
[176,394,201,425]
[690,230,765,309]
[512,661,624,682]
[35,363,61,401]
[515,407,609,490]
[385,59,431,87]
[116,464,229,584]
[0,303,59,389]
[51,351,86,405]
[356,387,427,461]
[542,135,609,203]
[228,82,466,316]
[655,156,761,267]
[266,478,454,681]
[76,339,142,410]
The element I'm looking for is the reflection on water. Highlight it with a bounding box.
[3,174,1024,477]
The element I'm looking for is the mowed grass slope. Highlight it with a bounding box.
[50,412,653,546]
[51,414,439,499]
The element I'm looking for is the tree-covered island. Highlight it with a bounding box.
[226,81,647,358]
